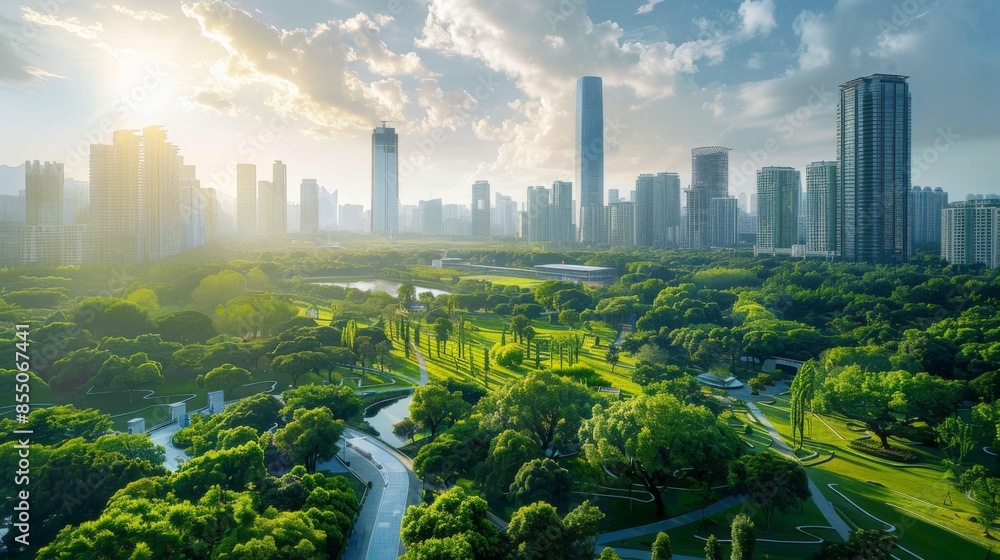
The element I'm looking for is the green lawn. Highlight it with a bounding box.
[460,274,544,288]
[753,394,994,558]
[606,496,839,560]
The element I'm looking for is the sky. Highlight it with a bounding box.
[0,0,997,207]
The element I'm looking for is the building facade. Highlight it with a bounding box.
[576,76,604,243]
[685,147,731,249]
[941,199,1000,269]
[471,180,491,238]
[710,196,738,247]
[608,201,635,247]
[636,172,680,247]
[236,164,257,237]
[756,166,801,253]
[371,123,399,234]
[806,161,838,254]
[300,179,320,234]
[909,185,948,252]
[836,74,911,264]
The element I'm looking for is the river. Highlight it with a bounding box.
[363,395,413,449]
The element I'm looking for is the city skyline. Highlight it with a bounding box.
[1,1,996,208]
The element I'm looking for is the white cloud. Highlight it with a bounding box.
[792,10,831,70]
[110,4,170,22]
[746,52,764,69]
[739,0,777,38]
[635,0,664,16]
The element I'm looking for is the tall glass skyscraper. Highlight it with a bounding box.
[836,74,911,264]
[371,123,399,234]
[471,180,491,238]
[756,166,801,253]
[575,76,604,243]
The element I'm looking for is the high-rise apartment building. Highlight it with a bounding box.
[523,185,551,243]
[685,147,731,249]
[608,202,635,247]
[140,125,182,262]
[271,160,287,237]
[909,186,948,251]
[419,198,443,236]
[837,74,911,263]
[257,180,274,237]
[340,203,366,232]
[551,180,574,243]
[710,197,738,247]
[608,189,620,204]
[371,123,399,234]
[636,172,680,247]
[576,76,604,243]
[319,187,338,231]
[806,161,838,254]
[179,161,205,251]
[301,179,320,234]
[236,164,257,237]
[941,199,1000,269]
[492,193,518,237]
[471,180,491,238]
[25,160,63,227]
[756,166,801,253]
[90,130,140,264]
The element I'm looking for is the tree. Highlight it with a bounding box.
[935,417,975,464]
[480,429,543,500]
[0,404,112,446]
[322,345,359,383]
[400,487,509,560]
[198,363,252,399]
[580,392,741,517]
[599,548,622,560]
[398,283,417,309]
[71,297,152,339]
[281,384,361,420]
[510,315,529,344]
[152,309,216,344]
[728,451,810,533]
[522,325,538,358]
[191,269,248,309]
[651,532,673,560]
[730,513,756,560]
[510,458,573,512]
[50,348,111,391]
[493,370,596,457]
[558,309,580,327]
[811,529,896,560]
[93,352,163,400]
[274,407,344,473]
[491,343,525,368]
[270,350,327,387]
[507,501,568,560]
[410,382,469,438]
[564,500,604,560]
[705,534,723,560]
[126,288,159,314]
[973,477,1000,536]
[790,360,817,448]
[605,344,620,373]
[214,293,299,337]
[434,317,454,356]
[816,366,960,449]
[393,418,419,443]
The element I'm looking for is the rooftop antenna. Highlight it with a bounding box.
[381,119,393,128]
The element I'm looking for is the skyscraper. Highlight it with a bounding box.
[318,187,338,231]
[271,160,287,237]
[179,160,205,251]
[806,161,838,254]
[685,147,731,249]
[756,166,801,253]
[471,180,491,238]
[371,123,399,234]
[236,164,257,237]
[909,186,948,251]
[710,197,738,247]
[636,172,680,247]
[524,185,551,243]
[90,130,140,264]
[493,193,518,237]
[551,180,574,243]
[837,74,911,264]
[140,125,182,262]
[300,179,320,234]
[608,202,635,247]
[25,160,63,226]
[419,198,443,235]
[608,189,620,204]
[576,76,604,242]
[257,180,273,237]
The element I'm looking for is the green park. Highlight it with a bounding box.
[2,239,1000,559]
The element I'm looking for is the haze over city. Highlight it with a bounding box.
[2,0,997,206]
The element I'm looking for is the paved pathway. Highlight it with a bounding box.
[597,495,741,545]
[746,401,851,540]
[148,422,188,471]
[323,427,412,560]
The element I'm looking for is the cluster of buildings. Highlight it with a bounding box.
[2,75,996,268]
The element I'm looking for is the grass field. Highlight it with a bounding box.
[459,274,544,288]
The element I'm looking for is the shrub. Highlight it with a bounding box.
[490,343,524,368]
[848,439,918,462]
[550,365,604,387]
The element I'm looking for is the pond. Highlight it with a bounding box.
[364,394,413,449]
[311,278,451,298]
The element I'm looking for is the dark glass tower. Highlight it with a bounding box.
[575,76,604,243]
[836,74,911,264]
